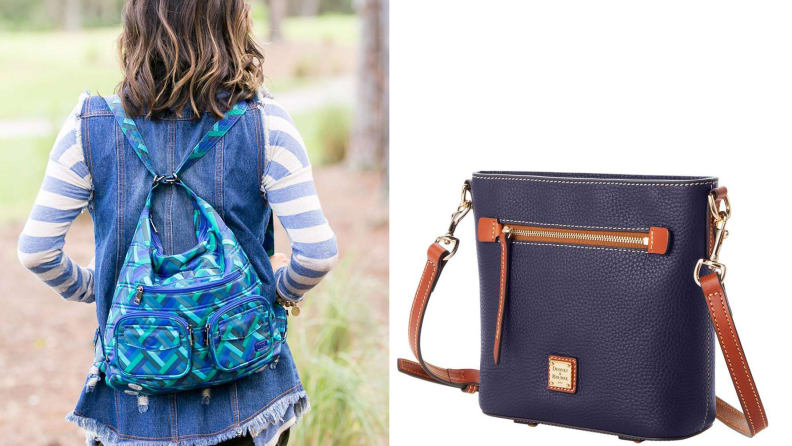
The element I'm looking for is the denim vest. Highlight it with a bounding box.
[69,95,306,445]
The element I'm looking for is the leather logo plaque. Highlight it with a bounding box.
[548,355,577,394]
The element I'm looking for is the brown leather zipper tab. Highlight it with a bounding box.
[647,227,670,255]
[493,229,510,365]
[477,217,503,243]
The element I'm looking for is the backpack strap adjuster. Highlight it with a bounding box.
[153,173,180,185]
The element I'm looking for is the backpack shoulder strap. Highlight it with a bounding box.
[174,101,248,175]
[105,95,159,177]
[104,95,249,178]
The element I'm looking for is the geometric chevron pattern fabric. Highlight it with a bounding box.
[101,97,287,395]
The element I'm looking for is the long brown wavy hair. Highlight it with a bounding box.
[118,0,265,119]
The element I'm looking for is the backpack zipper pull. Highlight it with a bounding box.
[149,215,159,234]
[134,285,144,305]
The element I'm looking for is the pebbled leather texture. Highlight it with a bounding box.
[471,171,718,439]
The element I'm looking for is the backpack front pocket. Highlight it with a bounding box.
[207,296,280,372]
[112,313,193,380]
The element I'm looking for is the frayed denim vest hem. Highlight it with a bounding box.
[68,387,308,446]
[68,342,307,446]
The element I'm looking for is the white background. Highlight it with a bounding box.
[390,1,791,445]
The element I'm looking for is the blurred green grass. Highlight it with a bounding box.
[0,28,120,120]
[281,14,359,45]
[0,136,51,219]
[293,106,353,166]
[249,6,359,46]
[289,260,388,445]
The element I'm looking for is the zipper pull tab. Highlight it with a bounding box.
[149,215,159,234]
[494,226,511,365]
[204,324,210,346]
[134,285,144,305]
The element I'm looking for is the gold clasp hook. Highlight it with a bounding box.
[447,182,472,235]
[435,182,472,260]
[694,190,731,286]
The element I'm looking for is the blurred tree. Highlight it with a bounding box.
[267,0,286,42]
[0,0,47,30]
[82,0,125,26]
[318,0,355,14]
[0,0,124,31]
[349,0,388,172]
[64,0,82,30]
[300,0,321,16]
[286,0,354,16]
[1,0,353,32]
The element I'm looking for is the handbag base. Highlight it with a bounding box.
[487,413,713,442]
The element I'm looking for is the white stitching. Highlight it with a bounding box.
[495,236,507,362]
[410,260,436,359]
[702,315,712,431]
[512,241,648,254]
[715,291,767,428]
[719,400,743,418]
[706,291,756,433]
[717,407,745,432]
[472,174,717,187]
[547,356,577,393]
[499,218,649,231]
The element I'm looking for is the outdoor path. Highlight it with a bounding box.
[0,165,386,446]
[0,118,52,139]
[0,75,354,140]
[274,75,354,114]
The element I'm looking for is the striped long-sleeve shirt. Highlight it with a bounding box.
[18,93,338,303]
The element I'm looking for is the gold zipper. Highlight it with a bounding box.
[496,222,668,254]
[503,226,648,247]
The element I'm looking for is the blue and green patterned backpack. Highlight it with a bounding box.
[98,96,286,395]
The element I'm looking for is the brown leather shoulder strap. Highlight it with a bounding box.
[397,242,768,436]
[701,272,768,436]
[399,243,479,393]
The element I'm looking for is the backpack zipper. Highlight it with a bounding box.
[131,269,244,306]
[205,295,269,346]
[114,311,193,347]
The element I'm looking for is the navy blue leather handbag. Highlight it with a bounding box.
[398,172,767,441]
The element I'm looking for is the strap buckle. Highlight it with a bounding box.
[435,182,472,260]
[434,235,460,260]
[153,173,180,185]
[694,189,731,286]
